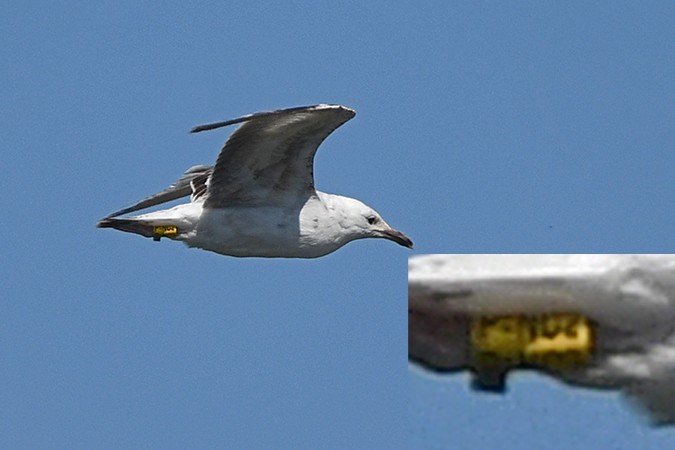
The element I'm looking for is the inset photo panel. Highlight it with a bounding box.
[409,254,675,428]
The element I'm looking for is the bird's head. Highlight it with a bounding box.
[336,196,413,249]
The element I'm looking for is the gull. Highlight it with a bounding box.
[97,104,413,258]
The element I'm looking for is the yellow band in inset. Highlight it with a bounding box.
[153,225,178,237]
[471,313,593,371]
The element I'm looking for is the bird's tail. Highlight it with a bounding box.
[96,217,179,241]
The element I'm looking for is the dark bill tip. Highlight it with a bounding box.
[382,229,414,249]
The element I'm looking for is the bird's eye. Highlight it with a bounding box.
[367,216,378,225]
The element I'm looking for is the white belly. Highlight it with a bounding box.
[186,206,344,258]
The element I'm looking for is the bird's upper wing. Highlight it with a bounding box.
[191,104,355,208]
[105,165,212,218]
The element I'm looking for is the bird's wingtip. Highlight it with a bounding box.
[313,104,356,117]
[96,218,112,228]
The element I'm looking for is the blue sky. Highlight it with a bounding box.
[2,1,675,448]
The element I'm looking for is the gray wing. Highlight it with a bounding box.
[106,165,212,218]
[191,104,355,208]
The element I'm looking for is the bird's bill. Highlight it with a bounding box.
[379,228,414,249]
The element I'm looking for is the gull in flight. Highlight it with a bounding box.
[97,104,413,258]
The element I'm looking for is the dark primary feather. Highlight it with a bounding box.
[190,105,319,133]
[105,165,212,218]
